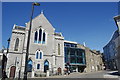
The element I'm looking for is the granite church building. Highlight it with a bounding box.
[6,12,65,78]
[5,12,103,78]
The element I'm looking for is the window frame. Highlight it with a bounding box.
[34,31,38,43]
[36,51,39,59]
[58,43,61,55]
[37,64,40,69]
[14,38,19,51]
[35,50,43,60]
[34,28,47,44]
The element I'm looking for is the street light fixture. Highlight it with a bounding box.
[7,38,10,43]
[7,38,10,54]
[23,3,40,80]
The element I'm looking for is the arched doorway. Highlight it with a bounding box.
[44,60,49,73]
[57,67,62,75]
[9,66,16,79]
[27,58,33,72]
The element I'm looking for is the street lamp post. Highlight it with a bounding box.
[2,38,10,78]
[5,38,10,69]
[23,3,40,80]
[7,38,10,55]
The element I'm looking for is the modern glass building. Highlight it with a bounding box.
[64,41,86,72]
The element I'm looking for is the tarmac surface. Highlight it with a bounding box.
[1,70,120,80]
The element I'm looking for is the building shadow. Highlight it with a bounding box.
[107,71,120,76]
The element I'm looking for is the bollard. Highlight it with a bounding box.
[32,71,34,78]
[46,70,49,77]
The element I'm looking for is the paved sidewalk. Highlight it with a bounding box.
[47,71,120,78]
[2,70,120,79]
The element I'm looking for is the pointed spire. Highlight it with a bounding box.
[41,10,44,14]
[13,24,16,29]
[83,42,86,47]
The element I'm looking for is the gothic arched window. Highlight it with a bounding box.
[38,29,42,43]
[58,44,60,55]
[37,64,40,69]
[36,52,39,59]
[36,51,43,59]
[14,38,19,51]
[34,28,46,44]
[34,31,38,43]
[40,52,42,59]
[42,32,46,44]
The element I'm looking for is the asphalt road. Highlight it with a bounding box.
[3,70,120,80]
[47,70,120,78]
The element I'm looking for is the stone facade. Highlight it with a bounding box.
[77,44,104,73]
[114,15,120,75]
[5,12,104,78]
[114,36,120,75]
[84,47,103,73]
[6,13,65,78]
[103,30,118,70]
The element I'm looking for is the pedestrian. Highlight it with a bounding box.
[68,70,70,75]
[64,68,67,75]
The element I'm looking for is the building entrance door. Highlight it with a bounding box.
[9,66,16,79]
[44,60,49,73]
[27,59,33,72]
[78,66,85,73]
[57,67,62,75]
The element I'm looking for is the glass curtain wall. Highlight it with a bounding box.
[65,47,85,65]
